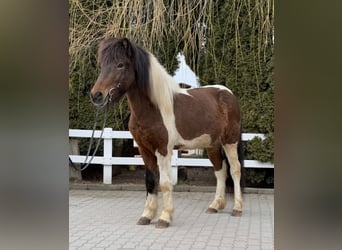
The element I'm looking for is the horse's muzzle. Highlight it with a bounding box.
[90,91,106,106]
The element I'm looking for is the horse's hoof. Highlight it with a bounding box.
[155,219,170,228]
[137,217,151,225]
[205,207,218,214]
[232,209,242,217]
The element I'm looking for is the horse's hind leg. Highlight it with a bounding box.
[137,147,159,225]
[223,143,243,216]
[206,146,228,214]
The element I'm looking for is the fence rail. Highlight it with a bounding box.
[69,128,274,184]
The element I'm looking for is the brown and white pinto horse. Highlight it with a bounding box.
[90,37,243,228]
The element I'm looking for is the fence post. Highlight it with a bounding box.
[103,128,112,184]
[69,139,82,181]
[171,150,178,185]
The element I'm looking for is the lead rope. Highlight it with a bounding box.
[69,106,108,172]
[80,106,108,171]
[70,88,115,171]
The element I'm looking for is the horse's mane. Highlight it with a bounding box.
[98,37,180,114]
[148,53,180,115]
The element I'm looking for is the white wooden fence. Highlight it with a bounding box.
[69,128,274,184]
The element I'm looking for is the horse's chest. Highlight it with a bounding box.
[129,117,168,154]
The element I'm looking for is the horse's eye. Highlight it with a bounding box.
[117,63,124,69]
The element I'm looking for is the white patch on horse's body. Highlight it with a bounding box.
[177,134,212,150]
[202,84,233,94]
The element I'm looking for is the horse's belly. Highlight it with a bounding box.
[175,133,212,150]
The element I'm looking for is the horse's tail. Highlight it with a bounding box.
[224,129,245,192]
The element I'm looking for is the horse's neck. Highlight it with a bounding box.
[126,85,157,119]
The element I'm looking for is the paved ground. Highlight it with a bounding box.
[69,190,274,250]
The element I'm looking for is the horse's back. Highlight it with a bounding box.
[174,85,241,145]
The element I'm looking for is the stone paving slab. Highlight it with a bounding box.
[70,190,274,250]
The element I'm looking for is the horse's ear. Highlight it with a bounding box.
[121,38,133,58]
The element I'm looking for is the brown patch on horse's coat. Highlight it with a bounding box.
[127,87,169,158]
[206,145,224,171]
[217,89,241,144]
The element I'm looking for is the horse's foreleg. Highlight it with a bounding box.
[155,151,174,228]
[137,168,159,225]
[223,143,243,216]
[137,148,159,225]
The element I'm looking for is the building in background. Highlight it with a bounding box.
[173,52,200,89]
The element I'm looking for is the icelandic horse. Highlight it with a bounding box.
[90,37,243,228]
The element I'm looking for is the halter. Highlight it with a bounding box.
[108,83,121,103]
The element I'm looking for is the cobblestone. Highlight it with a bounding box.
[70,190,273,249]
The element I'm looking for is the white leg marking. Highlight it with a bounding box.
[141,193,158,220]
[156,151,174,223]
[209,160,227,210]
[223,143,243,211]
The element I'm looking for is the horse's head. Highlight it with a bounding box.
[90,38,136,107]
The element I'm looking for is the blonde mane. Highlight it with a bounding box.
[148,53,181,115]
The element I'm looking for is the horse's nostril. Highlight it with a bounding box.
[91,91,103,103]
